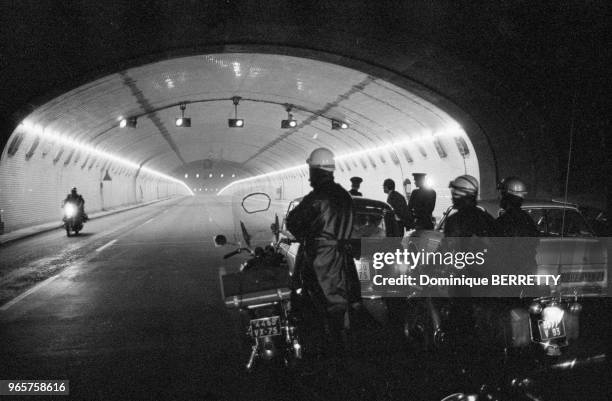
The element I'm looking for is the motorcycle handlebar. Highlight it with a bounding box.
[223,249,242,259]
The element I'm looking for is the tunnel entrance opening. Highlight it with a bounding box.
[0,50,490,233]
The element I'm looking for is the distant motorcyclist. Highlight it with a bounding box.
[408,173,436,230]
[286,147,361,364]
[383,178,411,233]
[62,187,88,221]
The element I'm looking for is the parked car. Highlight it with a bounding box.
[405,199,608,297]
[277,196,402,299]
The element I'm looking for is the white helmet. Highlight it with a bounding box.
[306,148,335,172]
[498,176,527,198]
[449,174,479,198]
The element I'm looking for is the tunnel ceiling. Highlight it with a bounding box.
[19,53,463,179]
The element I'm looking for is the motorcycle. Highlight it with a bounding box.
[62,201,84,237]
[215,193,303,371]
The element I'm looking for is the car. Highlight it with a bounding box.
[405,199,608,297]
[277,196,403,299]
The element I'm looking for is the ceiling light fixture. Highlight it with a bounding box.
[175,103,191,127]
[281,104,297,129]
[119,117,137,129]
[228,96,244,128]
[331,119,349,130]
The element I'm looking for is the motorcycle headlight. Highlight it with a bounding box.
[64,204,76,218]
[542,305,564,326]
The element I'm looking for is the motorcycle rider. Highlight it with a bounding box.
[286,147,361,366]
[496,177,540,294]
[62,187,88,221]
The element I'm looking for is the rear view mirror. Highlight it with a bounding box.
[214,234,228,247]
[242,193,271,214]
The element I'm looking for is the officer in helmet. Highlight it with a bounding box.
[496,177,539,284]
[286,148,362,365]
[349,176,363,197]
[445,175,497,238]
[496,177,538,237]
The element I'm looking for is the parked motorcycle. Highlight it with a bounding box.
[215,193,303,371]
[62,201,84,237]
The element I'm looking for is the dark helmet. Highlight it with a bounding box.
[71,186,77,194]
[449,175,478,198]
[497,176,527,198]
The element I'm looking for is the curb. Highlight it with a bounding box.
[0,196,186,246]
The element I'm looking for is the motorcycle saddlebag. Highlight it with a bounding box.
[220,267,291,309]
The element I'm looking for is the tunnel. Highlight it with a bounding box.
[0,51,492,232]
[0,3,608,400]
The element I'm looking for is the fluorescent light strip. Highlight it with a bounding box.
[19,120,194,195]
[218,124,464,195]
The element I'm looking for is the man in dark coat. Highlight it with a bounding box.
[349,176,363,196]
[408,173,436,230]
[286,148,361,361]
[496,176,539,278]
[383,178,410,232]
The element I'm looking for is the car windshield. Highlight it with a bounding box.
[525,208,594,237]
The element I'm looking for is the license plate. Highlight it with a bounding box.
[538,319,566,341]
[250,316,281,338]
[355,259,370,281]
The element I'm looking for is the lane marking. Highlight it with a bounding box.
[143,217,155,225]
[0,275,60,311]
[95,239,117,252]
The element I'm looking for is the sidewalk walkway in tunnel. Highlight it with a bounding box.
[0,196,185,246]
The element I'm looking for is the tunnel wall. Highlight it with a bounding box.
[0,126,188,233]
[224,131,480,222]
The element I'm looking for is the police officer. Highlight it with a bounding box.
[349,176,363,196]
[496,177,539,283]
[496,176,538,237]
[408,173,436,230]
[286,148,361,363]
[445,175,497,238]
[383,178,410,232]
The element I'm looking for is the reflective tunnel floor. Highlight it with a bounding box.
[0,196,608,400]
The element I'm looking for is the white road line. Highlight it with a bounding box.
[0,275,60,311]
[143,217,155,225]
[96,239,117,252]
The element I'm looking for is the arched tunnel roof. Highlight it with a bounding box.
[16,53,472,182]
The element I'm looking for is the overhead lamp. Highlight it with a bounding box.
[281,105,298,129]
[331,120,349,130]
[228,96,244,128]
[175,103,191,127]
[119,117,137,128]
